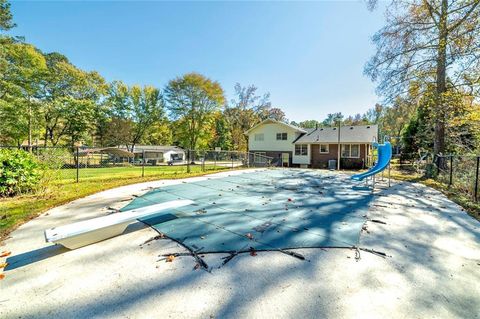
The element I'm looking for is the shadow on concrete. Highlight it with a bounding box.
[5,221,150,271]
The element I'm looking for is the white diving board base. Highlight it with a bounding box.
[44,199,193,249]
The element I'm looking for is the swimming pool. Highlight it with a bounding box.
[121,169,374,253]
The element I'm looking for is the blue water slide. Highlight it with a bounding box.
[351,141,392,181]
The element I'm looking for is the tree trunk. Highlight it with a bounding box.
[27,104,32,152]
[434,0,448,155]
[44,126,48,147]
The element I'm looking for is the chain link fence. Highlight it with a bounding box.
[0,146,274,183]
[389,151,480,202]
[4,145,479,201]
[435,155,480,201]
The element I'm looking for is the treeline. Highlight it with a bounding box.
[2,0,480,156]
[0,2,290,151]
[0,2,379,153]
[364,0,480,156]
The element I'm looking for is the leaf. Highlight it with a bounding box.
[166,255,175,263]
[0,262,8,269]
[0,251,11,257]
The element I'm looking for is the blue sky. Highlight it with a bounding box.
[9,1,386,122]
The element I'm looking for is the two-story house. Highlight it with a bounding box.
[245,119,378,169]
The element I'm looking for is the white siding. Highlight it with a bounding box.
[248,123,301,152]
[292,144,311,165]
[164,150,185,161]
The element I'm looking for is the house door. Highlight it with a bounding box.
[282,153,290,167]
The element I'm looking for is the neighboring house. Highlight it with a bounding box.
[245,119,378,169]
[119,145,185,164]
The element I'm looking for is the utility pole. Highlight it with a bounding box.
[337,119,341,170]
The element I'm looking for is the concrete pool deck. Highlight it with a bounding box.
[1,168,479,318]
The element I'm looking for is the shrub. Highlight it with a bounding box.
[341,158,364,169]
[0,149,42,196]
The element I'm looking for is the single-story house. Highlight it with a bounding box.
[245,119,378,169]
[119,145,185,165]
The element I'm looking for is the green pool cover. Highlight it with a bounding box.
[121,169,374,253]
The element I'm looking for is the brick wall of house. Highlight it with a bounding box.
[310,144,367,169]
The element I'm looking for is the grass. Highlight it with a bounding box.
[0,165,229,240]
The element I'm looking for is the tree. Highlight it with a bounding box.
[209,112,232,150]
[0,39,47,147]
[297,120,321,128]
[140,121,172,146]
[165,73,225,150]
[322,113,344,126]
[128,85,164,150]
[0,0,15,32]
[93,102,111,147]
[225,83,271,151]
[267,107,287,122]
[344,113,368,126]
[366,0,480,154]
[104,117,133,148]
[39,53,105,147]
[363,103,383,125]
[106,81,164,150]
[401,83,480,155]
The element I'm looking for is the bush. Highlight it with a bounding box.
[0,149,42,196]
[341,158,364,169]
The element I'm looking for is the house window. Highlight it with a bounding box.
[351,144,360,157]
[319,144,329,154]
[341,144,360,158]
[276,132,288,140]
[295,144,308,156]
[254,152,266,163]
[254,133,264,141]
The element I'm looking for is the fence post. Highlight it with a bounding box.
[475,156,479,201]
[76,146,79,183]
[231,153,234,169]
[214,152,217,170]
[187,150,191,173]
[449,155,453,186]
[142,149,145,177]
[436,156,440,176]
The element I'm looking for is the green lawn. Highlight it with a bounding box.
[0,165,229,239]
[56,165,219,181]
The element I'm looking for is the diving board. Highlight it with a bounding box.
[44,199,193,249]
